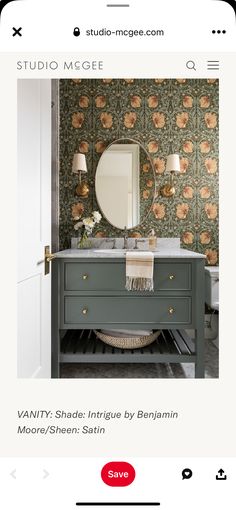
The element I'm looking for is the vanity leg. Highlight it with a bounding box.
[195,326,205,378]
[195,259,205,378]
[51,260,60,379]
[51,331,60,378]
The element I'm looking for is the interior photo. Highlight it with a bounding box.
[17,78,219,379]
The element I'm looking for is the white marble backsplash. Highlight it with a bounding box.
[71,236,180,250]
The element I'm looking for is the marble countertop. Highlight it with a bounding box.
[55,238,205,259]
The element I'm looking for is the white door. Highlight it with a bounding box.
[17,79,52,378]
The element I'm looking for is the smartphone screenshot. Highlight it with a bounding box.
[0,0,235,508]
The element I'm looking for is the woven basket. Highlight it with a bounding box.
[94,330,160,349]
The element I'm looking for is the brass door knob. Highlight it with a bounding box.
[169,274,175,280]
[82,274,88,280]
[44,245,57,275]
[82,308,88,315]
[46,253,56,263]
[45,246,57,263]
[168,307,175,315]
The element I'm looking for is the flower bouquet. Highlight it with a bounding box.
[74,210,102,248]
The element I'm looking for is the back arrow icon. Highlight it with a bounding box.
[10,469,16,479]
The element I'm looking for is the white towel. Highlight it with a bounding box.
[125,251,154,291]
[101,329,153,338]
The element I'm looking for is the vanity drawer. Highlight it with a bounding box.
[64,296,192,325]
[154,263,191,291]
[64,261,191,292]
[64,262,126,291]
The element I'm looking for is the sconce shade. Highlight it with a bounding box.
[72,153,87,174]
[166,154,181,173]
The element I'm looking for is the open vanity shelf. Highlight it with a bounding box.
[60,329,195,364]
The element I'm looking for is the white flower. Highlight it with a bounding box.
[83,217,95,228]
[92,211,102,223]
[74,211,102,235]
[85,225,93,233]
[74,221,83,230]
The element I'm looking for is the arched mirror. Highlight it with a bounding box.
[95,138,155,230]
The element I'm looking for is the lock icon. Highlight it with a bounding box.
[73,27,80,37]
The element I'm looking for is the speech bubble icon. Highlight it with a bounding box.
[182,468,193,480]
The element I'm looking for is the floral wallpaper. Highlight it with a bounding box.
[59,78,219,265]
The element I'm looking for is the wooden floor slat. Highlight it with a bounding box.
[73,330,84,354]
[168,330,182,354]
[161,330,178,354]
[61,329,196,359]
[83,330,94,354]
[178,329,195,354]
[102,342,113,354]
[172,330,192,355]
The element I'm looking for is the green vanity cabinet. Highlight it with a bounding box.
[52,254,205,378]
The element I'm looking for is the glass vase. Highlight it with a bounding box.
[78,233,92,249]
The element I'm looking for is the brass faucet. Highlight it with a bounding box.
[123,226,128,249]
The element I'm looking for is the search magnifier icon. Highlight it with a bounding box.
[186,60,196,71]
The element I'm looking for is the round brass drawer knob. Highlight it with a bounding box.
[82,274,88,280]
[82,308,88,315]
[168,307,175,315]
[169,274,175,280]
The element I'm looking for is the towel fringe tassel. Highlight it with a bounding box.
[125,276,154,292]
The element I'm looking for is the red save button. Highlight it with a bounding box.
[101,462,136,487]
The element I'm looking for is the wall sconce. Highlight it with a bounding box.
[160,154,180,198]
[72,153,89,198]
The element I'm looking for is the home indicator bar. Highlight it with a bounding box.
[76,504,161,507]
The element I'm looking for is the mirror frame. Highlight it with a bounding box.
[95,137,156,231]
